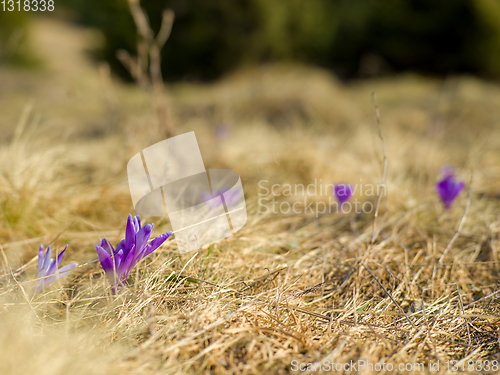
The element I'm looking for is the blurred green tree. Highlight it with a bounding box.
[330,0,500,77]
[60,0,500,80]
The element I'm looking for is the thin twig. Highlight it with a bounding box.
[370,92,388,246]
[360,261,415,328]
[118,0,175,136]
[155,10,175,50]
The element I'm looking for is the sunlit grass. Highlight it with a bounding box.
[1,18,500,375]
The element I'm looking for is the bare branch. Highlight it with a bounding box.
[128,0,153,42]
[155,10,175,50]
[118,0,175,137]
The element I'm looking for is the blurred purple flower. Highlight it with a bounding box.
[95,214,172,294]
[333,183,353,204]
[215,124,230,140]
[35,244,77,295]
[436,167,464,209]
[201,189,242,209]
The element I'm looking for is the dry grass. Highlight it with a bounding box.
[1,17,500,375]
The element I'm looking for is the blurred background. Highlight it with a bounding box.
[3,0,500,80]
[2,4,500,373]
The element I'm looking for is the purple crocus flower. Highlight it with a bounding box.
[333,183,353,204]
[436,167,464,209]
[95,214,172,294]
[35,244,77,295]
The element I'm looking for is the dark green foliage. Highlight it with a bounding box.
[60,0,500,81]
[61,0,265,80]
[329,0,500,77]
[0,11,33,66]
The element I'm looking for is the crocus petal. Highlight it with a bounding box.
[95,244,113,273]
[144,232,172,257]
[33,245,77,296]
[132,216,140,234]
[115,239,126,254]
[114,249,124,272]
[56,263,78,274]
[436,173,464,209]
[125,214,136,250]
[103,249,122,290]
[37,245,44,273]
[42,246,52,271]
[133,215,141,232]
[43,263,78,287]
[135,224,153,257]
[111,250,127,275]
[120,244,136,281]
[46,258,60,280]
[334,183,353,204]
[46,245,68,278]
[99,238,115,256]
[54,245,69,268]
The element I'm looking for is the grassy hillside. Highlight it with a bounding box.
[1,17,500,374]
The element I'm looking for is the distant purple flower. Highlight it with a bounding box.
[215,124,230,140]
[333,183,353,204]
[436,167,464,209]
[95,214,172,294]
[35,244,77,295]
[201,189,242,209]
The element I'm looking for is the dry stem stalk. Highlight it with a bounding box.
[361,92,387,264]
[370,91,387,246]
[117,0,175,137]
